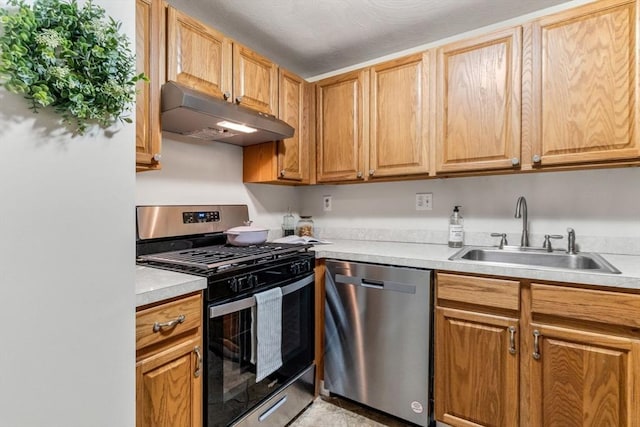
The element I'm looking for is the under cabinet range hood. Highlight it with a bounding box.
[160,81,294,146]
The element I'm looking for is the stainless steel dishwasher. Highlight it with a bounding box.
[324,260,433,426]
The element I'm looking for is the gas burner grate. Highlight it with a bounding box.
[138,243,310,270]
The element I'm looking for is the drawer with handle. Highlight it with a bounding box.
[136,293,202,350]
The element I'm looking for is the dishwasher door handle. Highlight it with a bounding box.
[335,274,416,294]
[361,279,384,289]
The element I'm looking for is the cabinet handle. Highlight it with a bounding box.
[532,154,542,163]
[508,326,517,355]
[223,91,231,101]
[280,169,286,177]
[235,96,243,104]
[532,329,541,360]
[152,314,185,332]
[152,153,161,162]
[357,171,363,179]
[369,169,375,176]
[194,346,202,378]
[511,157,520,166]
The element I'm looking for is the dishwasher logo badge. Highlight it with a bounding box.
[410,401,424,414]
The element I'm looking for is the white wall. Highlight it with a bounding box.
[137,135,640,255]
[0,1,135,426]
[299,167,640,254]
[136,136,301,236]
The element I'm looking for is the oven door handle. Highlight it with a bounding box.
[209,274,314,319]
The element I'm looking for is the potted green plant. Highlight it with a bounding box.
[0,0,145,135]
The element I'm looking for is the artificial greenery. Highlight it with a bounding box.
[0,0,145,134]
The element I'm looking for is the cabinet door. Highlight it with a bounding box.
[242,69,310,184]
[135,0,163,171]
[436,27,522,173]
[522,0,640,167]
[316,70,369,182]
[529,323,640,426]
[166,7,232,100]
[369,52,432,178]
[277,69,307,181]
[137,337,203,427]
[435,307,519,427]
[232,44,278,115]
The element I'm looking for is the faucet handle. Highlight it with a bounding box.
[567,228,577,254]
[491,233,508,249]
[543,234,563,252]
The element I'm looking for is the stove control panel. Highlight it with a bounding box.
[206,252,315,303]
[228,274,259,293]
[289,259,312,275]
[183,211,220,224]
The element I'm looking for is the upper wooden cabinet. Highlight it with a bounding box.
[369,53,432,179]
[436,27,522,174]
[243,69,313,184]
[166,7,278,115]
[522,0,640,168]
[316,69,369,183]
[166,7,232,101]
[315,53,432,183]
[233,44,278,116]
[135,0,163,171]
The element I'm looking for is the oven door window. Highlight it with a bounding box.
[207,282,313,427]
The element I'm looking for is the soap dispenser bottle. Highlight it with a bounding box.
[448,205,464,248]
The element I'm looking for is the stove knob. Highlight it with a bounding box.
[290,263,300,274]
[237,276,247,291]
[248,274,258,288]
[303,260,311,272]
[229,277,238,292]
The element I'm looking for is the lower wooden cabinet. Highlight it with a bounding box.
[435,273,520,427]
[435,272,640,427]
[136,293,203,427]
[436,307,519,426]
[528,323,638,426]
[527,283,640,426]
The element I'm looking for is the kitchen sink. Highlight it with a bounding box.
[449,246,621,274]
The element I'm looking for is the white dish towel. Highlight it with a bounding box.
[251,287,283,382]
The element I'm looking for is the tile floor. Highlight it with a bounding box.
[288,396,413,427]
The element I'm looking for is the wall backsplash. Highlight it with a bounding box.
[137,139,640,255]
[136,136,301,233]
[300,168,640,255]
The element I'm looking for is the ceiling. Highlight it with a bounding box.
[171,0,578,79]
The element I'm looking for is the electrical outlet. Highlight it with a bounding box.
[323,195,332,212]
[415,193,433,211]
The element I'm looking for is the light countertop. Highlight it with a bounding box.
[136,266,207,307]
[312,240,640,291]
[135,240,640,306]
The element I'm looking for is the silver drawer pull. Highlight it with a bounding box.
[153,314,185,332]
[258,395,288,422]
[194,346,202,378]
[508,326,516,355]
[532,329,541,360]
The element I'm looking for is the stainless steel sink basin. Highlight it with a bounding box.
[449,246,621,274]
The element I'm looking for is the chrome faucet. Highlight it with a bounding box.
[514,196,529,247]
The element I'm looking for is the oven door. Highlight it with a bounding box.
[206,274,314,427]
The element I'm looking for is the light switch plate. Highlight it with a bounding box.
[415,193,433,211]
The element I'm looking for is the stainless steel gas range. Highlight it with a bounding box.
[136,205,315,427]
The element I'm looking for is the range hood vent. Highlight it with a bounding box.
[161,81,294,146]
